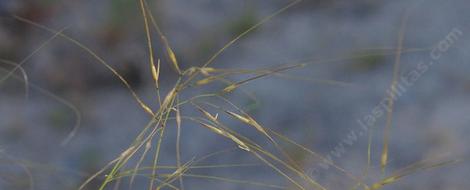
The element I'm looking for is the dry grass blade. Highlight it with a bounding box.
[0,26,65,85]
[121,125,161,190]
[197,122,251,151]
[0,59,29,104]
[142,0,182,75]
[188,126,306,189]
[191,109,323,190]
[187,67,260,88]
[201,0,302,68]
[354,125,374,190]
[174,97,184,189]
[119,163,259,175]
[79,158,120,190]
[174,0,303,93]
[201,98,306,175]
[0,153,35,190]
[14,16,156,117]
[195,75,220,86]
[156,158,195,190]
[129,142,152,188]
[96,117,166,190]
[149,98,177,190]
[138,0,159,88]
[270,73,357,88]
[200,99,308,185]
[268,128,367,188]
[98,146,140,190]
[185,47,425,92]
[109,173,180,190]
[192,103,219,122]
[369,159,460,190]
[162,36,182,75]
[380,4,414,174]
[153,59,163,105]
[181,173,286,189]
[249,145,326,190]
[250,151,307,190]
[199,67,217,76]
[151,59,161,89]
[224,110,274,143]
[123,118,168,189]
[194,66,356,89]
[162,87,178,110]
[0,60,82,146]
[222,63,305,93]
[202,108,324,190]
[139,0,162,106]
[193,45,432,89]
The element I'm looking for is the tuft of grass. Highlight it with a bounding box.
[1,0,463,189]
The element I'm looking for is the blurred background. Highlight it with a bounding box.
[1,0,470,189]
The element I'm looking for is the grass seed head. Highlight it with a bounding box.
[196,76,218,86]
[222,84,238,93]
[198,122,250,151]
[162,87,177,109]
[225,111,273,141]
[193,104,219,122]
[199,67,217,76]
[151,59,161,89]
[162,36,182,75]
